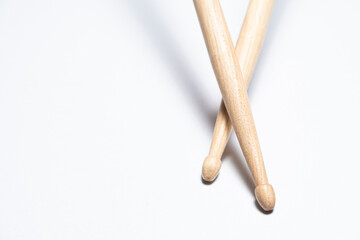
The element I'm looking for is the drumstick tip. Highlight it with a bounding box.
[202,156,221,182]
[255,184,276,211]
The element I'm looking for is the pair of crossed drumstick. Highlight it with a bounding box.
[194,0,275,211]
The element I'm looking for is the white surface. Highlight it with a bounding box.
[1,0,360,239]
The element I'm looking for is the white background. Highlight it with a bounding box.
[1,0,360,239]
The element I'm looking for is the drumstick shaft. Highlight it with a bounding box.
[194,0,275,210]
[205,0,274,180]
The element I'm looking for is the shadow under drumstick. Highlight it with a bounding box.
[124,0,216,126]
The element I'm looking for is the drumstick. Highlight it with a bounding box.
[194,0,275,211]
[202,0,274,183]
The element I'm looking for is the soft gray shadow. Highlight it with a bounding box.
[201,175,219,185]
[255,200,274,215]
[124,0,216,127]
[248,0,288,96]
[222,136,254,194]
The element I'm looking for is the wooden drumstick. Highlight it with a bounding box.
[202,0,274,182]
[194,0,275,211]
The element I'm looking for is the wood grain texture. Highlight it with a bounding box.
[194,0,275,211]
[202,0,274,183]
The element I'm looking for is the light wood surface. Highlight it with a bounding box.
[194,0,275,211]
[202,0,274,183]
